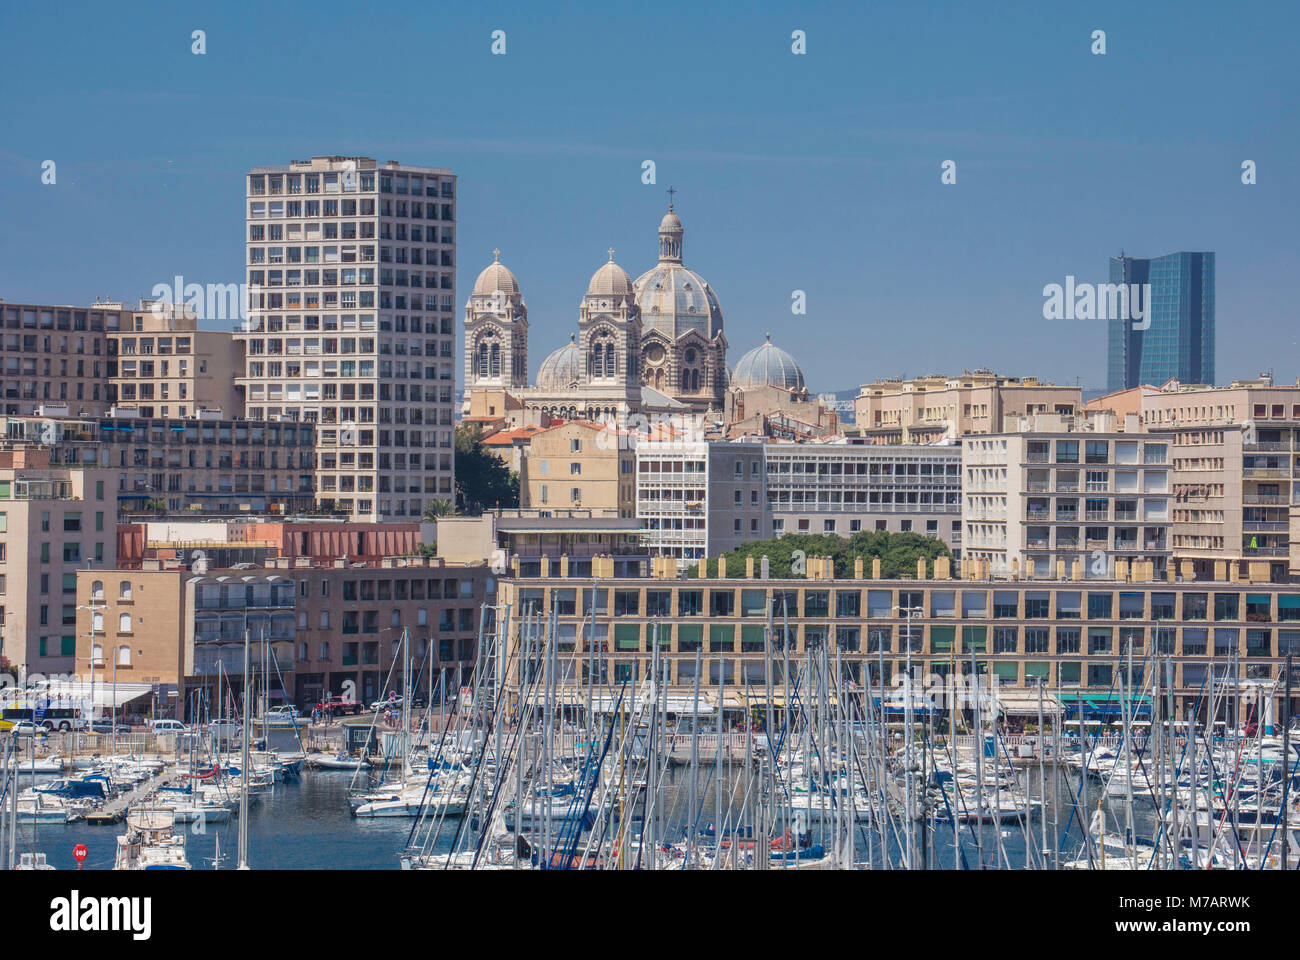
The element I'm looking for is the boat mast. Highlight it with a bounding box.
[237,628,250,870]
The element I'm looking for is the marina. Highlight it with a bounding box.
[4,615,1297,871]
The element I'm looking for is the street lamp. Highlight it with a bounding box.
[76,597,110,735]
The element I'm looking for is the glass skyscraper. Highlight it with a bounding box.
[1106,251,1215,393]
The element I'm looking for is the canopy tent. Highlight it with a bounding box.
[992,690,1064,717]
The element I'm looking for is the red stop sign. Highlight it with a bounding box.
[73,844,88,865]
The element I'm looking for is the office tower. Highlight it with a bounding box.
[1106,251,1215,393]
[238,156,458,520]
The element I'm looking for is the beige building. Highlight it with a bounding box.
[520,421,636,516]
[0,300,124,418]
[237,156,459,521]
[1142,375,1300,581]
[74,555,489,712]
[497,570,1300,722]
[108,304,242,418]
[0,449,117,678]
[855,370,1081,444]
[962,413,1172,580]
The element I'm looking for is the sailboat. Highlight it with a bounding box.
[113,809,191,870]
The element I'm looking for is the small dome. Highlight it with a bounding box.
[732,334,805,391]
[587,253,635,300]
[473,251,519,298]
[537,335,582,391]
[659,210,683,233]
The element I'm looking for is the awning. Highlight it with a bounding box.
[22,679,155,709]
[993,691,1063,716]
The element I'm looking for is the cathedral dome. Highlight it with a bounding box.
[634,263,722,337]
[586,255,635,300]
[536,335,582,391]
[634,205,722,339]
[732,334,805,391]
[472,251,519,298]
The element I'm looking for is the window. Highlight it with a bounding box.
[118,613,132,633]
[119,581,133,600]
[117,645,131,666]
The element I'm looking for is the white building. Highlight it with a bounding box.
[237,156,457,520]
[636,440,768,562]
[765,439,962,548]
[962,413,1171,579]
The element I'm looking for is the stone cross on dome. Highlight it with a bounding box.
[607,247,616,261]
[492,248,500,262]
[666,185,676,211]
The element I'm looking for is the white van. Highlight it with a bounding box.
[148,719,188,734]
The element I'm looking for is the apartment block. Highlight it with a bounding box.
[0,412,315,518]
[0,449,117,678]
[75,557,488,713]
[962,414,1172,580]
[499,572,1300,722]
[636,440,769,562]
[521,421,636,517]
[1143,375,1300,580]
[0,300,124,417]
[237,156,458,520]
[765,440,962,548]
[854,370,1081,444]
[107,304,242,418]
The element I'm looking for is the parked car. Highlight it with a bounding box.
[9,720,41,737]
[265,706,301,722]
[369,695,405,711]
[148,719,188,734]
[206,718,244,740]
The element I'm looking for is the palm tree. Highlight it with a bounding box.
[422,498,454,522]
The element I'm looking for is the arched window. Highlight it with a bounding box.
[119,581,132,601]
[477,341,489,379]
[91,580,104,601]
[92,612,104,633]
[118,613,132,633]
[604,344,615,378]
[680,369,689,391]
[91,644,103,666]
[691,369,700,391]
[117,645,131,667]
[489,343,500,378]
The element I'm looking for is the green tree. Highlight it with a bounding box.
[422,498,454,521]
[686,530,951,579]
[454,424,519,515]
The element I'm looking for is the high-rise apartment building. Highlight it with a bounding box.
[1106,251,1215,393]
[237,156,458,520]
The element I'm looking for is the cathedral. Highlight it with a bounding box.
[463,201,728,426]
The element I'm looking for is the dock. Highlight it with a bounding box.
[84,767,179,825]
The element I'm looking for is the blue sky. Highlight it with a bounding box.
[2,0,1296,393]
